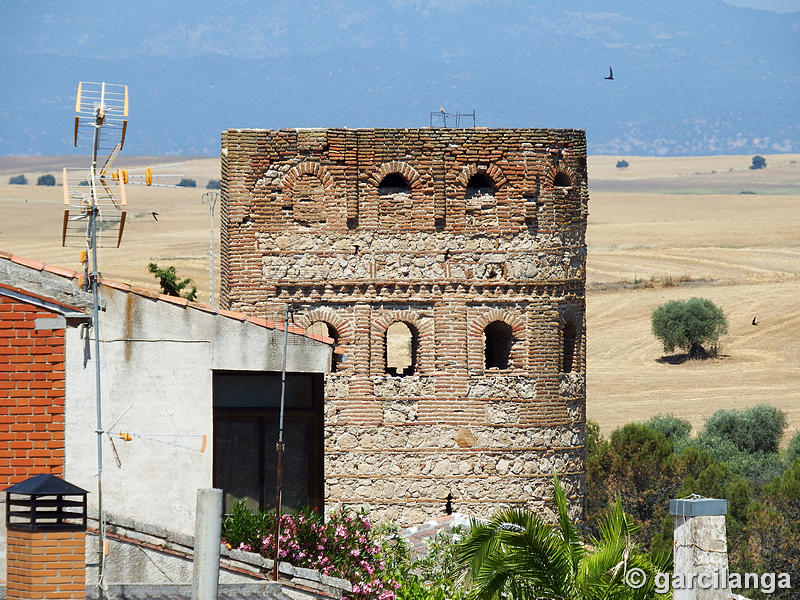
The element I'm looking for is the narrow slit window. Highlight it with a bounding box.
[385,322,417,376]
[484,321,513,369]
[563,318,577,373]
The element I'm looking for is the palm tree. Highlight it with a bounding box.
[454,475,670,600]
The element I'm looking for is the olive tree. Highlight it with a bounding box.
[651,297,727,358]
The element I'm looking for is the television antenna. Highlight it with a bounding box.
[429,108,476,128]
[61,82,190,597]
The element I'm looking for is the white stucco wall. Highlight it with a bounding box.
[64,285,331,536]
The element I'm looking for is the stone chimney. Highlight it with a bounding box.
[669,497,730,600]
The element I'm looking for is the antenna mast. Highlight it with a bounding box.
[62,81,129,598]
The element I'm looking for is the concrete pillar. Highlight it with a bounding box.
[669,497,730,600]
[192,488,223,600]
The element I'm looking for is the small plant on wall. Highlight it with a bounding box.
[147,262,197,301]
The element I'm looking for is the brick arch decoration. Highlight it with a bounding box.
[278,161,346,229]
[370,310,435,375]
[545,163,580,188]
[280,161,336,193]
[364,161,431,230]
[295,308,353,344]
[456,163,508,190]
[367,161,423,189]
[467,308,527,372]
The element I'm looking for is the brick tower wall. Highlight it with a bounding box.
[221,128,587,525]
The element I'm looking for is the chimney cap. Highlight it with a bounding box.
[669,497,727,517]
[5,473,88,496]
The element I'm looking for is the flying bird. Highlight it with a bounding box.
[605,67,614,80]
[151,212,159,221]
[752,316,758,326]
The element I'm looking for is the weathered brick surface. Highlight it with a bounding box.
[6,529,86,600]
[221,128,588,524]
[0,294,66,486]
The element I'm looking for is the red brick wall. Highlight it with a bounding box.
[6,529,86,599]
[0,294,66,486]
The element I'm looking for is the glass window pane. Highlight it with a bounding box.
[262,419,309,512]
[214,419,260,513]
[213,373,313,409]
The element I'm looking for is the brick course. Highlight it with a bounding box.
[221,128,588,525]
[0,294,66,486]
[6,529,86,600]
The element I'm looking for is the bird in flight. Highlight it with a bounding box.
[752,316,758,326]
[151,212,159,221]
[605,67,614,80]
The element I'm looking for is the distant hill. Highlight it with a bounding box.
[1,0,797,156]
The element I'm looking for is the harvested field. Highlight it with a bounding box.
[1,153,798,440]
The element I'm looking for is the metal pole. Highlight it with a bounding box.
[272,304,290,581]
[201,192,217,305]
[89,89,107,598]
[192,488,223,600]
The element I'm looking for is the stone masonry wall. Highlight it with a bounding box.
[221,128,588,525]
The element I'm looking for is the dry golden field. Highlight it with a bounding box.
[1,153,798,441]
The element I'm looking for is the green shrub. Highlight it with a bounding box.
[647,414,692,443]
[9,174,27,185]
[703,405,786,454]
[786,430,800,464]
[616,159,629,168]
[177,178,197,187]
[36,174,56,186]
[651,297,728,358]
[206,179,221,189]
[750,155,767,170]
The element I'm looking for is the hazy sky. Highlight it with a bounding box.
[723,0,800,10]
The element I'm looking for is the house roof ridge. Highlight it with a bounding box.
[1,251,332,344]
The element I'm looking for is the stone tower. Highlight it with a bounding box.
[220,128,588,525]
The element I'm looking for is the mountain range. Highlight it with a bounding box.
[1,0,798,156]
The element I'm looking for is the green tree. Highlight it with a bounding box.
[147,262,198,301]
[454,475,670,600]
[750,155,767,170]
[651,297,728,358]
[36,173,56,186]
[616,159,629,168]
[206,179,221,189]
[176,177,197,187]
[9,174,27,185]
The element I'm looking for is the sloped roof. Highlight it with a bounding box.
[0,251,333,345]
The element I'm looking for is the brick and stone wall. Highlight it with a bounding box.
[0,294,66,486]
[221,128,588,525]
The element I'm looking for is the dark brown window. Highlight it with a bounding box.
[553,172,571,187]
[484,321,513,369]
[213,372,324,514]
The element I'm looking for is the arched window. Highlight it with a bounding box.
[378,173,410,194]
[484,321,513,369]
[562,318,577,373]
[553,172,571,187]
[466,173,495,197]
[385,321,417,376]
[306,321,340,372]
[466,173,497,228]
